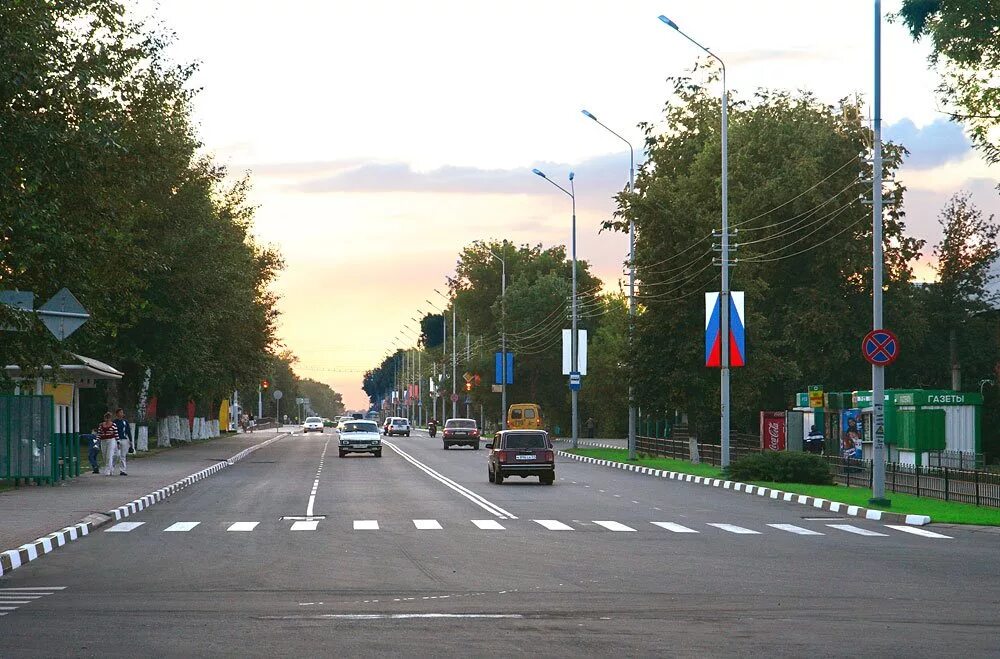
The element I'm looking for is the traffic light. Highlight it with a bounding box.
[261,379,270,389]
[465,382,472,392]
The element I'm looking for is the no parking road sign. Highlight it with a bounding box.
[862,329,899,366]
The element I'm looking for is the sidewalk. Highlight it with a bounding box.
[0,430,285,551]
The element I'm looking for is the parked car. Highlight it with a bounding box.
[442,418,480,449]
[302,416,324,433]
[507,403,544,430]
[487,430,554,485]
[386,417,411,437]
[338,419,382,458]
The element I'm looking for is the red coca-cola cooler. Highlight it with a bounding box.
[760,411,786,451]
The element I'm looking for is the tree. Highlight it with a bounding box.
[895,0,1000,164]
[611,64,923,441]
[298,378,346,418]
[931,192,999,389]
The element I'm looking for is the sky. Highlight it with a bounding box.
[143,0,998,409]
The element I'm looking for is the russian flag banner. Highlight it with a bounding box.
[705,292,746,368]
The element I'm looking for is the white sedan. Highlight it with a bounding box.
[338,420,382,458]
[302,416,324,433]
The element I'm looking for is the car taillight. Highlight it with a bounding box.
[497,451,508,463]
[471,430,479,437]
[544,450,554,462]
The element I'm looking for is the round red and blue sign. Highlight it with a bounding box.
[862,329,899,366]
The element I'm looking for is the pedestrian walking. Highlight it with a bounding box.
[248,413,255,433]
[96,412,120,476]
[113,408,131,476]
[585,417,596,439]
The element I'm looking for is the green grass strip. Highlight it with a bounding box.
[566,447,1000,526]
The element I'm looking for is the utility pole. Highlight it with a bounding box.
[452,306,457,420]
[870,0,889,505]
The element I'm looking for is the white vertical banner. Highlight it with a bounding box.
[561,329,588,375]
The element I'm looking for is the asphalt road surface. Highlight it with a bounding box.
[2,426,998,657]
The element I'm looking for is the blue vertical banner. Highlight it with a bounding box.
[494,352,514,385]
[704,292,746,368]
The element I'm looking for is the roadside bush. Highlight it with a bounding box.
[725,452,833,485]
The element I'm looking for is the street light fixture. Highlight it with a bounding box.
[581,107,637,461]
[489,247,507,430]
[659,14,733,467]
[533,168,580,449]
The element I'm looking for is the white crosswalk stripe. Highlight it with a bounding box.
[592,520,637,532]
[472,520,505,530]
[413,519,443,530]
[290,521,319,531]
[707,523,761,535]
[827,524,888,537]
[884,525,952,538]
[768,524,825,536]
[226,522,259,532]
[105,522,145,533]
[163,522,200,532]
[651,522,699,533]
[534,519,574,531]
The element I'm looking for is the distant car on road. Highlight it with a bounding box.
[322,418,334,428]
[302,416,324,433]
[338,420,382,458]
[487,430,554,485]
[442,418,480,449]
[385,417,411,437]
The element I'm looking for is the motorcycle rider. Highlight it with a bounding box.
[428,417,438,437]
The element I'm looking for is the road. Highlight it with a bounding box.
[1,426,998,657]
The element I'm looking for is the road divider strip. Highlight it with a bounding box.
[0,432,289,579]
[383,440,517,519]
[555,449,932,527]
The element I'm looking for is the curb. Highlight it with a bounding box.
[556,449,932,527]
[0,433,287,578]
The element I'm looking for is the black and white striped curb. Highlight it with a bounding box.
[557,450,932,527]
[0,433,287,578]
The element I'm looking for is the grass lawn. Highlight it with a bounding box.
[566,447,1000,526]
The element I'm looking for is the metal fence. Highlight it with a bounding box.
[0,395,56,484]
[635,432,1000,508]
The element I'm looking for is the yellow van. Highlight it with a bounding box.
[507,403,544,430]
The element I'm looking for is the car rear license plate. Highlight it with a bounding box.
[455,432,466,436]
[515,454,535,460]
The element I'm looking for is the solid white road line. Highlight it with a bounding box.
[534,519,574,531]
[885,525,952,539]
[0,601,31,604]
[768,524,824,536]
[471,520,505,530]
[651,522,699,533]
[827,524,888,537]
[383,440,517,519]
[163,522,200,532]
[104,522,145,533]
[354,520,379,530]
[0,587,66,591]
[707,523,761,535]
[227,522,259,532]
[291,520,319,531]
[592,520,637,532]
[413,519,443,530]
[306,439,331,518]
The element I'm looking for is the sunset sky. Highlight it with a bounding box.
[146,0,998,409]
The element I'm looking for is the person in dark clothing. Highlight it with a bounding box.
[83,430,100,473]
[113,408,133,455]
[585,417,596,439]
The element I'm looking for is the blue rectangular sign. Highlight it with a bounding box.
[494,351,514,385]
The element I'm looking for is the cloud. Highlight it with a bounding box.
[885,117,972,170]
[728,48,830,66]
[286,151,641,198]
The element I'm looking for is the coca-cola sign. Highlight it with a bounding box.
[760,411,786,451]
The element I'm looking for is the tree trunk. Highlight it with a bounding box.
[950,327,961,390]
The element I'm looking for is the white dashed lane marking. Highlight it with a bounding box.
[472,520,505,530]
[592,520,637,532]
[651,522,699,533]
[104,522,144,533]
[768,524,825,536]
[707,523,761,535]
[227,522,259,532]
[291,520,319,531]
[885,525,951,538]
[163,522,200,532]
[533,519,574,531]
[413,519,443,530]
[827,524,889,537]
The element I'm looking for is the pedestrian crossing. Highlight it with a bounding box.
[99,519,953,540]
[0,587,64,617]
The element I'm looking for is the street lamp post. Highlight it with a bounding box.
[533,168,579,449]
[581,108,637,460]
[412,314,424,427]
[489,248,507,429]
[425,298,448,423]
[659,14,732,467]
[434,288,457,420]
